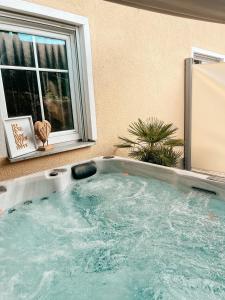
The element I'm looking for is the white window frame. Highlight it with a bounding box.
[0,0,96,156]
[0,25,81,144]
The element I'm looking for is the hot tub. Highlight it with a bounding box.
[0,156,225,299]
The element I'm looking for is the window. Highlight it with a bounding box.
[0,1,96,155]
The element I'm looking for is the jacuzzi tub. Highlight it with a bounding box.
[1,157,225,299]
[0,156,224,211]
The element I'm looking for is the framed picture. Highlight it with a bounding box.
[4,116,37,158]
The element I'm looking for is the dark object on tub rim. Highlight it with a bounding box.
[24,200,32,205]
[49,171,58,177]
[0,186,7,193]
[8,208,16,214]
[191,186,217,195]
[71,161,97,180]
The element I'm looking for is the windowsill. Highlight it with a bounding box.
[8,140,95,163]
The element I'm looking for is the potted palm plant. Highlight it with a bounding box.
[115,118,183,167]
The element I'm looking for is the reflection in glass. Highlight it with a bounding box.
[1,69,42,122]
[40,72,74,132]
[0,31,35,67]
[36,36,68,70]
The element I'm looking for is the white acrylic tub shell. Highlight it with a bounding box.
[0,156,225,212]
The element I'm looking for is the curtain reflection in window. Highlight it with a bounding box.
[36,36,68,70]
[1,69,42,122]
[40,72,74,132]
[0,31,35,67]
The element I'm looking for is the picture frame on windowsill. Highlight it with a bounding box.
[4,116,37,159]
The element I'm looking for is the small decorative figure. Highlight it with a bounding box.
[34,120,53,151]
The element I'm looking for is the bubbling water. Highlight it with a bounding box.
[0,173,225,299]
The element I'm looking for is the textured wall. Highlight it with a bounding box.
[1,0,225,180]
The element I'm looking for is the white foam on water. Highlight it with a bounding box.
[0,173,225,299]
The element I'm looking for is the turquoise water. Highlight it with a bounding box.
[0,173,225,300]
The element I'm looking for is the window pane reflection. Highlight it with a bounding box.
[40,72,74,132]
[1,69,42,122]
[36,36,68,70]
[0,31,35,67]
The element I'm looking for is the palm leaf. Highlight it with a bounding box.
[115,136,139,148]
[164,138,184,147]
[127,118,178,145]
[116,117,183,167]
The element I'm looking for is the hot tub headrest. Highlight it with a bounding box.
[71,161,97,180]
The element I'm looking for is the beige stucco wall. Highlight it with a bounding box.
[1,0,225,180]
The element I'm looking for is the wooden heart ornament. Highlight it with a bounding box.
[34,120,52,150]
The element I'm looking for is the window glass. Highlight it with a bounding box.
[40,72,74,132]
[0,31,35,67]
[0,29,78,141]
[1,69,42,122]
[36,36,68,70]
